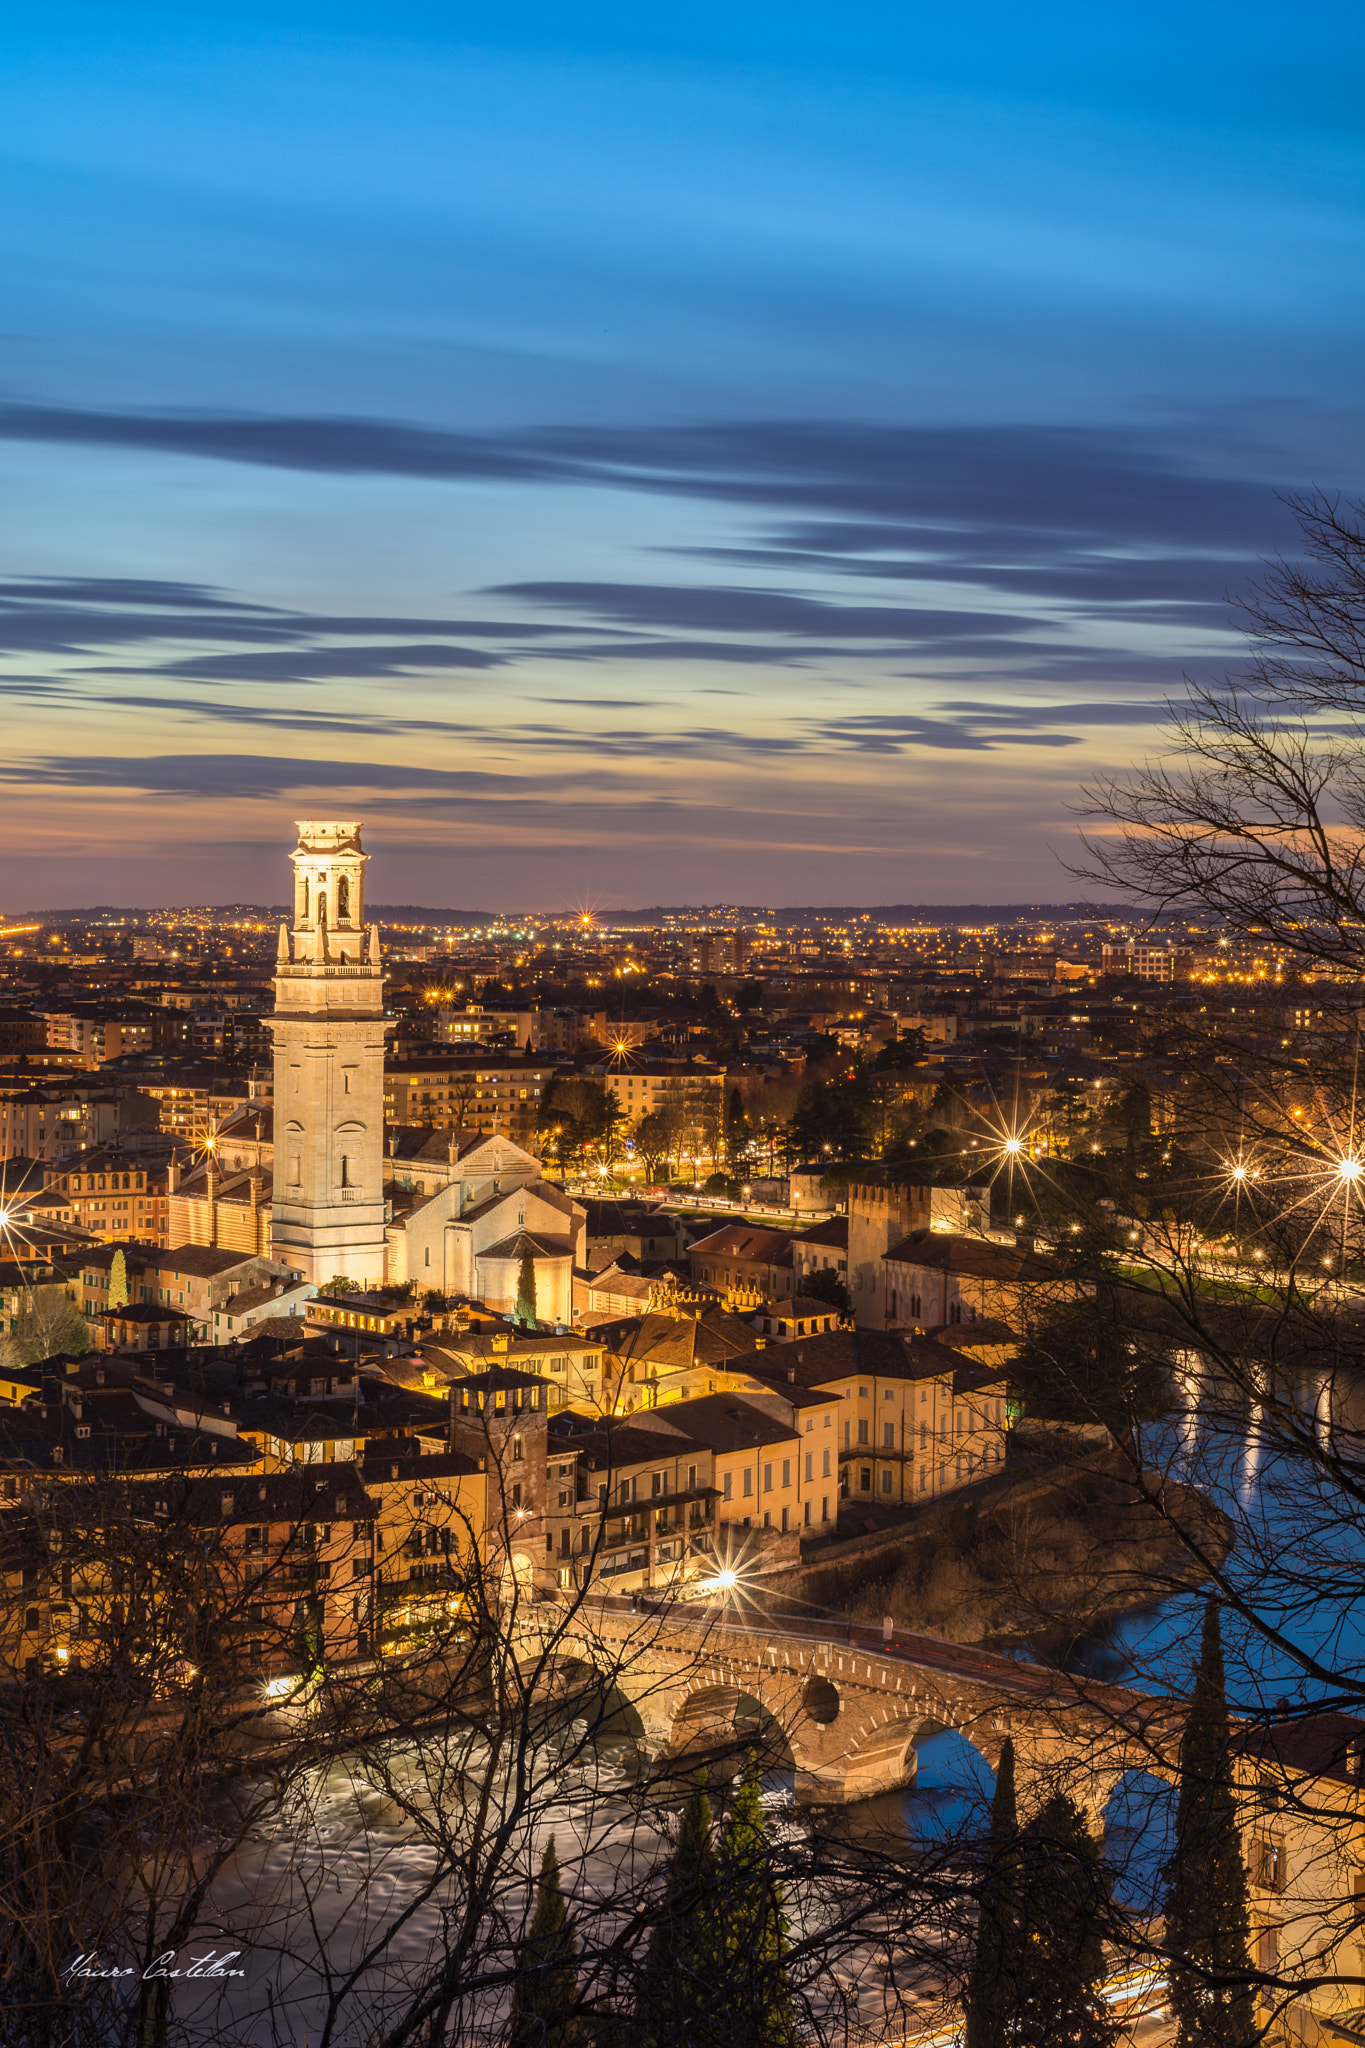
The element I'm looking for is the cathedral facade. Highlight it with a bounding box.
[267,821,389,1287]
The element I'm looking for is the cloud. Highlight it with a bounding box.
[0,403,1298,557]
[0,752,530,799]
[491,579,1036,640]
[140,643,509,682]
[0,413,1299,723]
[813,699,1171,752]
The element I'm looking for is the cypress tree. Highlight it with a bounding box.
[508,1836,583,2048]
[712,1768,797,2048]
[637,1775,719,2046]
[964,1736,1021,2048]
[108,1247,129,1310]
[1014,1792,1116,2048]
[1162,1601,1256,2046]
[515,1245,538,1330]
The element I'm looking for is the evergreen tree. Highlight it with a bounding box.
[515,1245,538,1330]
[964,1737,1021,2048]
[1162,1602,1256,2047]
[712,1768,797,2048]
[508,1836,583,2048]
[108,1247,129,1310]
[637,1775,719,2046]
[725,1085,749,1170]
[1014,1792,1116,2048]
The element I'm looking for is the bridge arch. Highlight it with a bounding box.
[669,1669,798,1776]
[516,1650,647,1745]
[841,1708,997,1801]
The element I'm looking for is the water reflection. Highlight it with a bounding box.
[901,1728,996,1845]
[1036,1356,1365,1707]
[1103,1769,1178,1913]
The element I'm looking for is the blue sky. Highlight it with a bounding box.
[1,0,1361,908]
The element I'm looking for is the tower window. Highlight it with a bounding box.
[337,877,350,921]
[340,1155,351,1187]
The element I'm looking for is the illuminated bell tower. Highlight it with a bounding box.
[268,821,389,1288]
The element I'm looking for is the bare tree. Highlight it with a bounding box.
[1077,490,1365,970]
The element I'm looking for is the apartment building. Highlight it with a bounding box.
[0,1082,158,1163]
[383,1050,555,1145]
[601,1062,725,1123]
[51,1148,172,1245]
[689,1222,796,1299]
[882,1231,1072,1330]
[748,1327,1008,1511]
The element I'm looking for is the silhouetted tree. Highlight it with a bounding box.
[1014,1792,1116,2047]
[515,1246,538,1330]
[801,1266,849,1314]
[713,1768,797,2046]
[963,1736,1021,2048]
[637,1776,718,2046]
[1163,1603,1256,2047]
[508,1836,584,2048]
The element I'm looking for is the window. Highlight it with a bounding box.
[652,1471,664,1496]
[687,1464,697,1491]
[844,1421,851,1448]
[763,1463,773,1492]
[883,1423,894,1449]
[1256,1924,1279,1973]
[881,1470,893,1494]
[858,1420,869,1446]
[511,1482,523,1510]
[742,1468,753,1497]
[859,1467,872,1492]
[723,1472,733,1501]
[804,1454,812,1483]
[822,1448,831,1478]
[1251,1837,1286,1892]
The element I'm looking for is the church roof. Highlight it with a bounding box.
[217,1105,273,1143]
[387,1125,533,1166]
[479,1230,576,1262]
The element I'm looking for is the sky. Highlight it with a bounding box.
[0,1,1361,911]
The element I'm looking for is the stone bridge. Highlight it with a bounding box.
[516,1594,1184,1813]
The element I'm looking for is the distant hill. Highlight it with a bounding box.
[17,898,1138,923]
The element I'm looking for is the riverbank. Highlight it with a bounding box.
[765,1452,1231,1649]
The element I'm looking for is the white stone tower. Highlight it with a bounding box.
[268,820,389,1288]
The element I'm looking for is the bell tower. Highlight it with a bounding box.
[268,821,389,1288]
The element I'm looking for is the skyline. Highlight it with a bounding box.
[2,0,1362,908]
